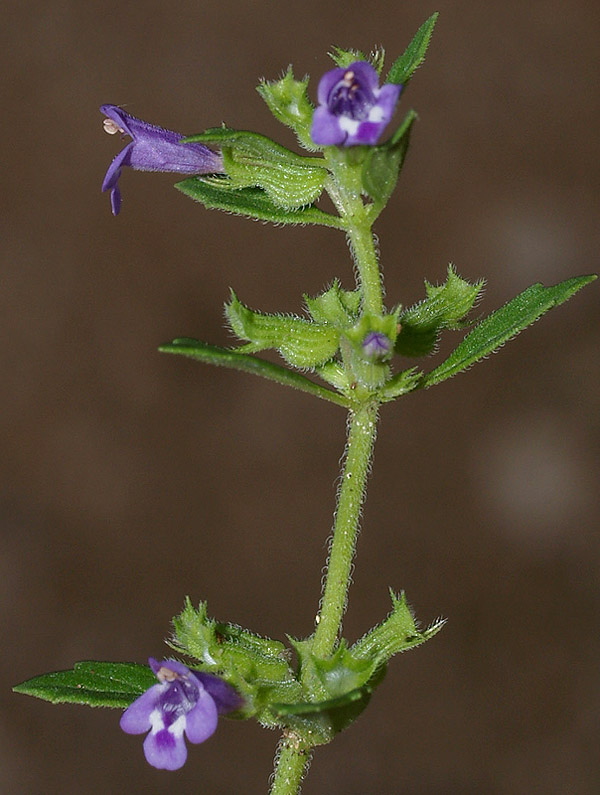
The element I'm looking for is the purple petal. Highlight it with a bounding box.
[317,66,346,106]
[375,83,402,118]
[183,686,218,744]
[362,331,392,359]
[347,61,379,92]
[194,671,244,715]
[110,185,121,216]
[102,143,132,192]
[311,106,346,145]
[143,724,188,771]
[119,684,164,734]
[349,121,383,146]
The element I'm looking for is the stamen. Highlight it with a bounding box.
[103,118,125,135]
[156,665,180,683]
[343,70,355,86]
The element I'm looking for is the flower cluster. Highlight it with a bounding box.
[120,658,241,770]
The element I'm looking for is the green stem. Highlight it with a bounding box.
[311,400,379,657]
[269,732,312,795]
[346,221,384,316]
[270,150,384,794]
[324,149,384,316]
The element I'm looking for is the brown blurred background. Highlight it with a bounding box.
[2,1,599,793]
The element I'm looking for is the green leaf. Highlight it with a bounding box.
[379,367,421,401]
[183,128,328,210]
[396,265,485,357]
[257,69,316,150]
[176,177,344,228]
[273,640,386,739]
[421,274,597,387]
[362,109,417,210]
[352,591,445,667]
[386,12,439,86]
[226,292,342,368]
[159,339,350,408]
[13,661,155,708]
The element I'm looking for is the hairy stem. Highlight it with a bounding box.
[269,733,313,795]
[311,400,379,657]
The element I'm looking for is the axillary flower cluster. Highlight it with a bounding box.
[101,60,401,214]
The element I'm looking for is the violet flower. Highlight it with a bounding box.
[101,105,223,215]
[120,658,241,770]
[362,330,392,360]
[311,62,402,146]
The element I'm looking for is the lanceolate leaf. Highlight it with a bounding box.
[176,177,344,228]
[386,13,439,86]
[13,662,155,709]
[420,275,597,388]
[159,339,350,408]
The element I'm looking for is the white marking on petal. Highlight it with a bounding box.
[167,714,187,739]
[148,708,166,733]
[339,117,360,135]
[368,105,385,123]
[103,118,125,135]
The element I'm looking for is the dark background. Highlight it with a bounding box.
[3,1,599,793]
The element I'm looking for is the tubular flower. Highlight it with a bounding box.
[101,105,223,215]
[120,658,241,770]
[311,62,402,146]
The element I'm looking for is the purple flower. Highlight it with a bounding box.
[311,62,402,146]
[362,331,392,360]
[120,658,241,771]
[101,105,223,215]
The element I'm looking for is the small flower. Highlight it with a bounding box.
[101,105,223,215]
[311,62,402,146]
[120,658,241,771]
[362,330,393,360]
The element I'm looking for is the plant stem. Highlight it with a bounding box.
[324,149,384,316]
[311,400,379,658]
[269,732,313,795]
[270,150,384,794]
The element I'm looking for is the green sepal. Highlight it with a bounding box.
[362,109,417,210]
[328,45,386,76]
[352,591,446,668]
[276,638,386,741]
[13,661,155,709]
[396,265,485,357]
[183,128,328,210]
[420,274,597,387]
[386,12,439,86]
[176,176,344,228]
[257,68,316,151]
[341,312,400,389]
[170,599,302,724]
[304,280,361,326]
[379,366,422,402]
[315,361,351,392]
[226,291,341,368]
[159,338,350,408]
